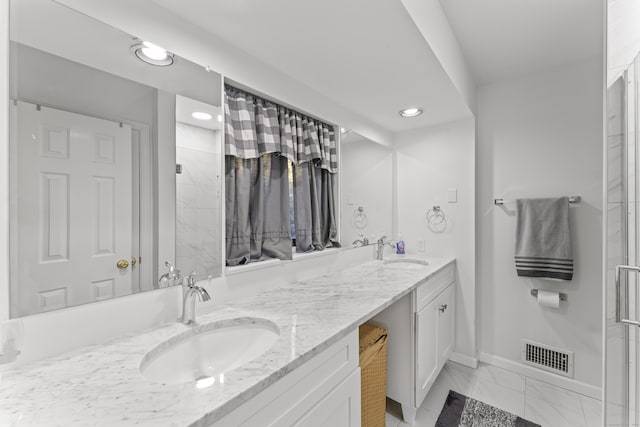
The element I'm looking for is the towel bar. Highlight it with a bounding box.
[530,289,567,301]
[494,196,580,206]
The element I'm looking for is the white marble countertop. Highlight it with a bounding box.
[0,256,455,427]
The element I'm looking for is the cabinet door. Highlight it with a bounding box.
[415,298,439,406]
[293,368,361,427]
[437,284,456,367]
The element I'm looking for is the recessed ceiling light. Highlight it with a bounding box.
[192,112,212,121]
[132,41,174,67]
[340,127,350,134]
[399,107,423,118]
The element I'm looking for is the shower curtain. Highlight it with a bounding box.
[279,107,338,252]
[224,85,338,265]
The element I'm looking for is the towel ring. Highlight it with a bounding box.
[426,206,447,233]
[353,206,367,230]
[426,206,445,225]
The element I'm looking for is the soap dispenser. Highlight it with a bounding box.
[396,233,405,255]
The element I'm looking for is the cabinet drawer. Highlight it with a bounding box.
[416,264,454,311]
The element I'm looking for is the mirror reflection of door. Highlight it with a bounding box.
[12,101,139,316]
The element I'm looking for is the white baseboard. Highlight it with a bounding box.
[478,352,602,400]
[449,351,478,369]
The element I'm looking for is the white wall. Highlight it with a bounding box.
[12,44,156,125]
[340,140,393,246]
[476,58,603,388]
[395,118,476,363]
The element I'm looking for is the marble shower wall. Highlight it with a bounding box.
[175,122,222,279]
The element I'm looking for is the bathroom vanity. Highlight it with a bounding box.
[372,262,456,423]
[0,257,455,426]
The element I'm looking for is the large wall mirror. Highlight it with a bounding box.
[340,131,393,248]
[9,0,223,317]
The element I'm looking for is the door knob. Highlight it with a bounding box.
[131,257,137,266]
[116,259,129,269]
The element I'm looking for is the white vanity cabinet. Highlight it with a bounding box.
[415,281,455,406]
[372,263,455,424]
[212,329,361,427]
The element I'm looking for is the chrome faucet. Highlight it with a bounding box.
[180,272,211,325]
[352,234,370,247]
[376,235,395,260]
[159,261,181,286]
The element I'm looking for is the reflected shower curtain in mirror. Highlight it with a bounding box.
[279,108,339,252]
[224,85,338,265]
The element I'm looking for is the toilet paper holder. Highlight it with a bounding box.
[530,289,567,301]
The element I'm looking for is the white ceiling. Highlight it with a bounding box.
[150,0,472,133]
[46,0,604,136]
[439,0,603,86]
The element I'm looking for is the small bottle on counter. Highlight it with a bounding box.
[396,233,405,255]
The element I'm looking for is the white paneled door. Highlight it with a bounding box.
[14,101,133,315]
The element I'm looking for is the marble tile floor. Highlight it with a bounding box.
[385,361,602,427]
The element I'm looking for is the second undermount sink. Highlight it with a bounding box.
[139,317,280,386]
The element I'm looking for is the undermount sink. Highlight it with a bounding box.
[383,258,429,266]
[139,317,280,386]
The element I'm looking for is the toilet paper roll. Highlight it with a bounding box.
[537,290,560,309]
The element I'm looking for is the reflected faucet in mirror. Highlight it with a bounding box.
[159,261,181,287]
[352,234,370,247]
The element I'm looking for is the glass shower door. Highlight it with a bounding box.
[606,56,640,427]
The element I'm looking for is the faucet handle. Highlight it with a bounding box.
[185,272,197,287]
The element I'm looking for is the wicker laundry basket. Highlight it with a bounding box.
[359,323,388,427]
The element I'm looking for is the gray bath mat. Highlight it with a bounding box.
[436,390,540,426]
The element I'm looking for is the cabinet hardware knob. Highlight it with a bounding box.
[439,304,447,313]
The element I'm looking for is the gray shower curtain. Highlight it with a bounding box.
[279,107,339,251]
[225,154,292,265]
[224,85,338,265]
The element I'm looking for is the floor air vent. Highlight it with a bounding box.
[521,340,574,378]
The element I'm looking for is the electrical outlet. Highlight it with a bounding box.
[417,239,425,252]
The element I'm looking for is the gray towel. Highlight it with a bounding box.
[515,197,573,281]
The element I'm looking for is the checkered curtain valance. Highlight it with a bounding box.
[224,85,337,173]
